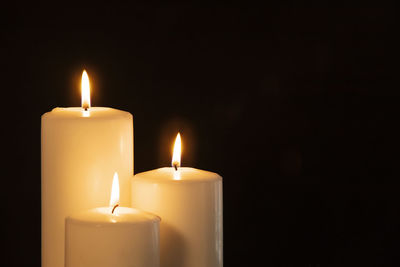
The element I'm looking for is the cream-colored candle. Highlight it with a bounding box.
[41,71,133,267]
[66,173,160,267]
[131,133,223,267]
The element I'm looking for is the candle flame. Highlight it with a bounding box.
[109,172,119,208]
[81,70,91,110]
[172,133,181,169]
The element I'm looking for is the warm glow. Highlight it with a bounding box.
[172,133,181,169]
[109,172,120,207]
[81,70,91,110]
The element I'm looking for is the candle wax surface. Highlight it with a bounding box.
[134,167,222,182]
[50,107,132,119]
[67,207,160,225]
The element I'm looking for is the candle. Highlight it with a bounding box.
[41,70,134,267]
[131,133,223,267]
[65,173,160,267]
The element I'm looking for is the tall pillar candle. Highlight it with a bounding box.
[131,133,223,267]
[41,71,133,267]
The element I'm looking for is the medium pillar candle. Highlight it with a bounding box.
[131,134,223,267]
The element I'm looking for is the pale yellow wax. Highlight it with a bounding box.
[65,207,160,267]
[41,107,133,267]
[131,167,223,267]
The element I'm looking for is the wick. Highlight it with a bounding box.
[173,164,178,171]
[111,204,119,214]
[84,107,88,111]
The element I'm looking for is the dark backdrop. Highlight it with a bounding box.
[1,4,397,266]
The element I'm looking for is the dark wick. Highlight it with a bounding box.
[112,204,119,214]
[174,164,178,171]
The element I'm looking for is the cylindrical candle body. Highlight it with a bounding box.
[65,207,160,267]
[41,107,133,267]
[131,167,223,267]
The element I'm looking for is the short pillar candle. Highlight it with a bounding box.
[65,173,160,267]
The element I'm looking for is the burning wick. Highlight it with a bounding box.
[112,204,119,214]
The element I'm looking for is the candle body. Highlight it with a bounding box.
[65,207,160,267]
[132,167,223,267]
[41,107,133,267]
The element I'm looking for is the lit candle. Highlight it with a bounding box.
[41,70,134,267]
[65,173,160,267]
[131,133,223,267]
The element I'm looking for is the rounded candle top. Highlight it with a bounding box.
[67,207,160,225]
[42,107,132,120]
[134,167,222,183]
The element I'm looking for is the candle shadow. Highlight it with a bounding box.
[160,223,186,267]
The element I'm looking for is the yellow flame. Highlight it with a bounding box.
[172,133,181,169]
[81,70,91,110]
[109,172,119,207]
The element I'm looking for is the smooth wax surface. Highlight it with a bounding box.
[132,167,223,267]
[66,207,160,267]
[41,107,133,267]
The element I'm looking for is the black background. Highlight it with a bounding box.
[1,4,398,266]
